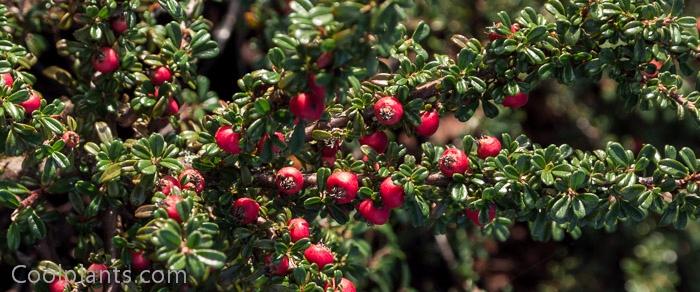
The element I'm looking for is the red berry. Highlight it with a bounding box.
[308,75,326,100]
[264,255,290,276]
[502,92,528,108]
[510,23,521,33]
[288,218,310,242]
[477,136,502,159]
[379,177,404,209]
[92,47,120,74]
[326,171,359,204]
[373,96,404,126]
[643,59,664,79]
[357,199,391,225]
[215,125,242,154]
[179,168,205,193]
[325,277,357,292]
[130,251,150,270]
[276,167,303,195]
[304,243,334,269]
[1,73,13,88]
[415,110,439,137]
[61,131,80,148]
[359,131,388,153]
[19,91,42,114]
[257,132,285,153]
[111,15,128,34]
[316,51,333,68]
[321,140,341,157]
[87,263,109,283]
[488,30,506,41]
[439,148,469,177]
[158,175,180,195]
[164,195,183,222]
[49,276,69,292]
[165,96,179,115]
[322,156,336,167]
[151,66,172,85]
[321,140,341,167]
[232,197,260,224]
[697,17,700,33]
[465,205,496,226]
[290,92,325,121]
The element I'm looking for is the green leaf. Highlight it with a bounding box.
[676,16,697,28]
[158,0,185,20]
[0,190,20,208]
[412,21,430,42]
[569,170,586,189]
[7,223,19,250]
[659,159,689,178]
[552,196,570,220]
[193,249,226,268]
[526,26,547,43]
[607,143,629,167]
[572,197,586,219]
[100,163,122,183]
[450,184,467,201]
[289,121,306,154]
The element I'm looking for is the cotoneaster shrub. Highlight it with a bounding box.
[1,0,700,290]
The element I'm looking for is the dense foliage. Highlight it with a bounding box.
[2,0,700,290]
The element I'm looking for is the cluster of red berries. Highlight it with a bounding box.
[158,168,206,222]
[92,17,182,116]
[438,135,502,177]
[2,72,43,115]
